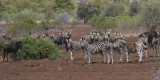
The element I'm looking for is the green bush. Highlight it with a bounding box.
[88,14,117,29]
[7,18,40,36]
[116,14,141,29]
[39,20,62,30]
[16,34,64,60]
[129,0,140,16]
[103,3,124,17]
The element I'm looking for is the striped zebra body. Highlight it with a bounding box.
[106,37,126,64]
[138,34,148,57]
[66,39,82,60]
[125,40,147,63]
[80,39,106,64]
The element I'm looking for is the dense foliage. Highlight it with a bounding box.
[0,0,159,30]
[16,34,64,60]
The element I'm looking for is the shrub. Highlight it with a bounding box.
[16,34,64,60]
[116,14,141,29]
[39,20,62,30]
[55,12,72,24]
[103,3,124,17]
[77,0,101,23]
[88,14,117,29]
[140,0,160,29]
[7,18,40,37]
[129,0,140,16]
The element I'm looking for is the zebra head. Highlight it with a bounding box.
[80,38,88,49]
[107,29,111,37]
[66,39,72,48]
[89,32,94,40]
[50,30,55,38]
[94,32,99,41]
[116,33,125,40]
[67,29,72,38]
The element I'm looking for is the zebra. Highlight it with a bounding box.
[80,38,106,64]
[94,32,104,42]
[38,31,45,39]
[152,37,160,57]
[138,34,148,57]
[105,35,126,64]
[84,32,94,44]
[124,37,148,63]
[66,39,83,60]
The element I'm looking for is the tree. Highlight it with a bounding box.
[141,0,160,30]
[77,0,101,24]
[103,3,124,17]
[53,0,75,14]
[130,0,140,16]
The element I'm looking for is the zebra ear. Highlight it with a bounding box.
[66,39,68,42]
[69,39,72,42]
[143,34,145,37]
[109,29,111,32]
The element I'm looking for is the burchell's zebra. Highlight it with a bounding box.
[66,39,83,60]
[124,37,148,63]
[84,32,94,44]
[105,35,126,64]
[94,32,104,42]
[152,37,160,57]
[80,38,106,64]
[138,34,148,57]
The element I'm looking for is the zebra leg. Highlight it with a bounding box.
[119,53,122,62]
[84,50,87,60]
[70,51,73,60]
[157,48,159,57]
[145,49,148,58]
[156,48,158,57]
[111,51,114,64]
[126,52,129,63]
[107,52,110,64]
[138,51,143,63]
[102,52,106,63]
[154,48,156,57]
[88,53,91,64]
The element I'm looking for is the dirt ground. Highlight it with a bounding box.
[0,25,160,80]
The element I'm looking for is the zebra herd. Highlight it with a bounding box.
[0,28,159,63]
[65,29,159,64]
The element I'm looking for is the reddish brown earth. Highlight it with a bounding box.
[0,25,160,80]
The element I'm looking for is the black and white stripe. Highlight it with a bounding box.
[80,39,106,64]
[66,39,82,60]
